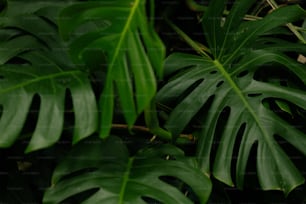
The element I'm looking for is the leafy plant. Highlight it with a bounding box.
[157,0,306,195]
[0,0,305,203]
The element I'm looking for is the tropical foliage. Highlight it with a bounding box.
[0,0,305,203]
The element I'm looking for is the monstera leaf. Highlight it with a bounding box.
[0,1,97,152]
[58,0,165,138]
[157,0,306,195]
[43,135,212,204]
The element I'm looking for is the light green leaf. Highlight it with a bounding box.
[58,0,165,138]
[43,135,212,204]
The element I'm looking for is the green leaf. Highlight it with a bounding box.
[302,19,306,39]
[58,0,165,138]
[0,2,97,152]
[0,52,97,152]
[158,1,306,195]
[43,135,212,204]
[0,14,63,65]
[2,0,69,17]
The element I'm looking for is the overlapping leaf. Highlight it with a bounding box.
[43,135,212,204]
[0,1,97,152]
[58,0,165,138]
[157,0,306,195]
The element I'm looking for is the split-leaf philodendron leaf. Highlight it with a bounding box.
[0,2,97,152]
[157,0,306,195]
[58,0,165,138]
[43,135,212,204]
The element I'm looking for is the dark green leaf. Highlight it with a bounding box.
[158,1,306,195]
[43,136,212,204]
[0,1,98,152]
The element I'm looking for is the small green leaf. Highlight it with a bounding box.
[275,100,292,115]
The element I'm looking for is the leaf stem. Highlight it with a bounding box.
[119,158,134,204]
[149,0,155,28]
[165,18,212,58]
[186,0,207,12]
[111,124,195,144]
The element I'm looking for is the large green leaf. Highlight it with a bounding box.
[157,1,306,195]
[0,1,97,152]
[58,0,165,138]
[43,135,212,204]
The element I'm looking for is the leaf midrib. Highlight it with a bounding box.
[0,70,81,94]
[119,157,134,204]
[108,0,140,75]
[213,60,271,144]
